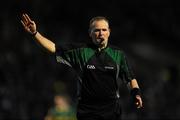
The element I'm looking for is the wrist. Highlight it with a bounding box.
[130,88,141,97]
[32,31,37,36]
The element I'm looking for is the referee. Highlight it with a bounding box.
[21,13,143,120]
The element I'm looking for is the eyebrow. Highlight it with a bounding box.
[94,28,108,31]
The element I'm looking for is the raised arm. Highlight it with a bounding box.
[21,13,55,53]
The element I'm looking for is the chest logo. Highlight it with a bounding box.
[87,65,96,69]
[104,66,114,70]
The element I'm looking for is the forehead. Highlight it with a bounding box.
[91,20,109,28]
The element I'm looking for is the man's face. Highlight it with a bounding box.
[89,20,110,48]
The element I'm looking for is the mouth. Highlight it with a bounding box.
[97,38,104,43]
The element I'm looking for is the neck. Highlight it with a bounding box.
[98,43,107,51]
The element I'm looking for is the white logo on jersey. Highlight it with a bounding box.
[87,65,96,69]
[104,66,114,70]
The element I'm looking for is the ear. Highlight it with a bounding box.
[88,28,92,37]
[108,28,111,36]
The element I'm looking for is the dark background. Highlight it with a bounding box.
[0,0,180,119]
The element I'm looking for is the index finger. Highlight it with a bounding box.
[24,13,33,23]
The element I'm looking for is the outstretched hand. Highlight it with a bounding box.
[21,13,37,35]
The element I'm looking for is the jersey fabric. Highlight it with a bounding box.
[47,106,77,120]
[55,43,135,119]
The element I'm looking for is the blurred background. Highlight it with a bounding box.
[0,0,180,119]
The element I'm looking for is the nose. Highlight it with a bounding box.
[99,30,103,35]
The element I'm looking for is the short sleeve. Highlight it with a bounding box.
[55,43,75,67]
[120,52,136,83]
[55,43,85,67]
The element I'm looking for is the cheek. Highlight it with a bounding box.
[107,32,110,36]
[104,33,109,38]
[92,33,99,38]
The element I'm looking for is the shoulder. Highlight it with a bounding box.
[108,44,125,53]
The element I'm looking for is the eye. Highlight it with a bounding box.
[93,29,107,32]
[102,29,107,31]
[94,29,100,32]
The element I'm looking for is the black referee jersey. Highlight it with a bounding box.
[55,43,135,116]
